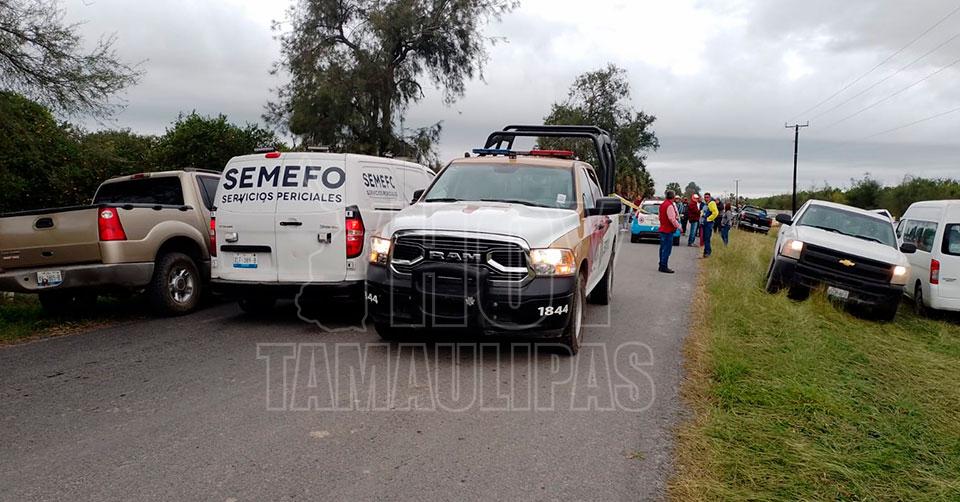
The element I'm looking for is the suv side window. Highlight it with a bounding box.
[578,168,595,210]
[197,176,219,210]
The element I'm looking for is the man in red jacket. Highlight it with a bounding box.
[686,194,702,246]
[658,190,681,273]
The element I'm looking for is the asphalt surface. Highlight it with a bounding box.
[0,235,699,501]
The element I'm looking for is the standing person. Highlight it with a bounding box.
[720,202,734,246]
[658,190,681,273]
[702,192,719,257]
[687,195,701,246]
[679,197,689,235]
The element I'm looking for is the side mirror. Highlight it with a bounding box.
[587,197,623,216]
[411,189,425,204]
[775,213,793,226]
[899,243,917,254]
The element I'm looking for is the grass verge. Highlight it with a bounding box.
[670,230,960,500]
[0,293,146,345]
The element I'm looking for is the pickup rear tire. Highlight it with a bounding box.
[149,252,201,316]
[38,290,97,316]
[558,275,586,356]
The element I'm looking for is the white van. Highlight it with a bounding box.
[896,200,960,314]
[210,151,434,312]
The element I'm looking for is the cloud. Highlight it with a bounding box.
[62,0,960,198]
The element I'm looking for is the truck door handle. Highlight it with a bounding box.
[280,221,302,227]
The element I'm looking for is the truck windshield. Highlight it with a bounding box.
[424,163,575,209]
[796,204,897,247]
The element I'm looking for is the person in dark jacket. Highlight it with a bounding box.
[686,194,702,246]
[678,197,689,235]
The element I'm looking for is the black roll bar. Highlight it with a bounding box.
[483,125,617,194]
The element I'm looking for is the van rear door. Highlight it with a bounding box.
[940,220,960,299]
[274,153,348,284]
[215,155,279,282]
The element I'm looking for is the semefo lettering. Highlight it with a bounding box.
[222,165,346,191]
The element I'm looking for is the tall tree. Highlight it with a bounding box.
[542,64,659,197]
[153,112,282,172]
[0,0,142,117]
[266,0,516,160]
[684,181,701,197]
[665,182,681,195]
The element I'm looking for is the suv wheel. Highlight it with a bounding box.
[588,252,614,305]
[559,275,586,355]
[149,252,201,316]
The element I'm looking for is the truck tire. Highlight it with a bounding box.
[876,298,900,322]
[588,252,615,305]
[630,233,640,243]
[787,285,810,301]
[558,274,586,356]
[764,260,783,294]
[149,252,201,316]
[38,290,97,316]
[914,283,927,317]
[238,296,276,315]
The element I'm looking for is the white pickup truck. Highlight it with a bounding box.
[765,199,917,321]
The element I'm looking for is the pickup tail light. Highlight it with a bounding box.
[209,215,217,257]
[98,208,127,241]
[931,259,940,285]
[345,206,365,258]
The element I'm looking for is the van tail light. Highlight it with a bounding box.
[345,206,365,258]
[931,259,940,285]
[98,208,127,241]
[209,215,217,257]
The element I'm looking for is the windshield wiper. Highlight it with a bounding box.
[853,234,885,244]
[806,224,853,237]
[479,198,551,208]
[423,197,461,203]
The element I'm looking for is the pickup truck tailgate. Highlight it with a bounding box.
[0,207,101,270]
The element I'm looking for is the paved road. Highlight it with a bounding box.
[0,238,699,501]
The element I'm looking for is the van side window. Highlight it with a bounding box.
[910,221,938,252]
[944,224,960,256]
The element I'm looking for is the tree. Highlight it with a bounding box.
[845,174,882,209]
[266,0,516,158]
[0,0,142,118]
[684,182,701,197]
[0,91,78,212]
[52,129,158,203]
[542,64,659,197]
[665,182,681,196]
[153,112,282,172]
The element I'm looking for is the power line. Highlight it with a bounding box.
[810,29,960,121]
[787,2,960,121]
[863,104,960,139]
[819,54,960,130]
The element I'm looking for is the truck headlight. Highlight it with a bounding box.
[780,239,804,260]
[891,265,909,286]
[529,248,576,276]
[369,236,391,265]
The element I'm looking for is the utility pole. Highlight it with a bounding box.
[734,179,740,208]
[785,122,809,215]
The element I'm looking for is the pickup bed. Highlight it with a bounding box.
[0,170,220,315]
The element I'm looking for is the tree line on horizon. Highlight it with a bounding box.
[748,174,960,217]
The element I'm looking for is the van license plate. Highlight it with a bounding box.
[827,287,849,300]
[36,270,63,288]
[233,253,258,269]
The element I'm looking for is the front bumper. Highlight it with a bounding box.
[365,264,575,336]
[738,220,770,232]
[0,262,155,293]
[771,256,903,306]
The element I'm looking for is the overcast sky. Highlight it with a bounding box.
[65,0,960,197]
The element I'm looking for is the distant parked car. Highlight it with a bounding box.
[630,201,680,245]
[737,205,772,234]
[766,200,916,321]
[896,200,960,315]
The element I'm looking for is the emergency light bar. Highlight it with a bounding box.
[470,148,576,159]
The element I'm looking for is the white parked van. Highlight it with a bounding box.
[896,200,960,314]
[210,150,434,313]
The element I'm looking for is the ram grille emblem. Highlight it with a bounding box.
[427,251,482,263]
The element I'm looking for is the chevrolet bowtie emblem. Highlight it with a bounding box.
[839,259,856,267]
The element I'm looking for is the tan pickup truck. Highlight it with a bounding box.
[0,170,219,315]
